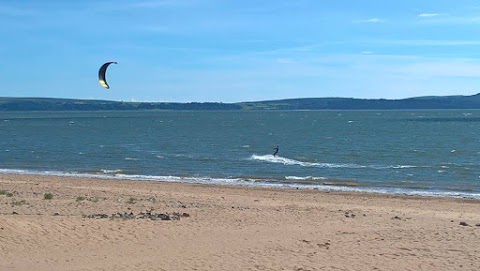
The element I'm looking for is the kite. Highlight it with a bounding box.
[98,61,117,89]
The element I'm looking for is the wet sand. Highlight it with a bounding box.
[1,174,479,271]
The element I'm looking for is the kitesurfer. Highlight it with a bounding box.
[273,146,279,157]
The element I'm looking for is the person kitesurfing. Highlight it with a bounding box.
[273,146,279,157]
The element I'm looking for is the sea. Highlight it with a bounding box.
[1,110,480,199]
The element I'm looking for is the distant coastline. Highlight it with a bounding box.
[1,94,480,111]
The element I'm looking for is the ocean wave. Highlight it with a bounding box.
[250,154,365,168]
[378,165,422,169]
[285,176,326,181]
[284,176,361,186]
[100,169,124,174]
[250,154,421,170]
[125,157,139,161]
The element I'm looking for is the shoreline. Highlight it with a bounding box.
[1,169,479,200]
[2,172,480,202]
[1,173,480,270]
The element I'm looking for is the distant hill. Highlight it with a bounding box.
[1,94,480,111]
[240,94,480,110]
[0,97,241,111]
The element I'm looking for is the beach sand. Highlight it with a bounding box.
[1,174,479,271]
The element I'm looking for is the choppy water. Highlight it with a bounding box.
[1,110,480,198]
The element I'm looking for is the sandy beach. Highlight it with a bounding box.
[0,174,479,271]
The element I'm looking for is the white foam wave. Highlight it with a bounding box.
[285,176,326,181]
[125,157,139,161]
[384,165,420,169]
[250,154,366,168]
[250,155,422,170]
[100,169,124,174]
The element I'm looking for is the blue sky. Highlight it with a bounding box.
[2,0,480,102]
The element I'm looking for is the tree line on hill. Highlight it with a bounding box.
[1,94,480,111]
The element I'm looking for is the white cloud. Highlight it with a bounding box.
[356,18,384,23]
[418,13,440,18]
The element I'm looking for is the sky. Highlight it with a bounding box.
[2,0,480,102]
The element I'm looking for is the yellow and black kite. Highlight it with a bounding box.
[98,61,117,89]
